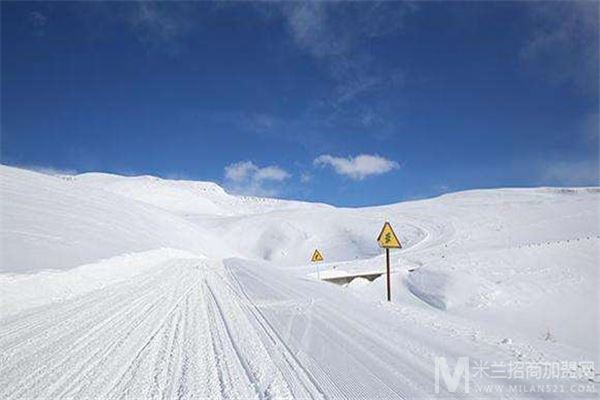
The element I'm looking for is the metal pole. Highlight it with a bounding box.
[386,248,391,301]
[317,263,320,280]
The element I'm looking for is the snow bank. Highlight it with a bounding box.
[346,277,371,288]
[0,248,201,316]
[406,268,497,310]
[196,208,427,265]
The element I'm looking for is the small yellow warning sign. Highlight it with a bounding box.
[311,249,324,262]
[377,222,402,249]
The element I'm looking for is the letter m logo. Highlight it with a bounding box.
[435,357,470,394]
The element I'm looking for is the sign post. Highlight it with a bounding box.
[386,247,391,301]
[311,249,324,280]
[376,222,402,301]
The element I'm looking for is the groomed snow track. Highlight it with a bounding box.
[1,254,528,400]
[0,258,318,399]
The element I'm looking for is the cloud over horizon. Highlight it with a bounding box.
[224,161,291,196]
[314,154,399,180]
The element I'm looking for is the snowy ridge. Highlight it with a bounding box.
[70,172,328,216]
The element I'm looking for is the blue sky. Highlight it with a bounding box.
[1,1,598,206]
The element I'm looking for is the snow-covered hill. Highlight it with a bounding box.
[71,172,328,216]
[1,165,598,399]
[0,166,236,272]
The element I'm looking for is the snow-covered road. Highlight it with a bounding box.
[5,253,590,399]
[1,257,301,399]
[0,255,496,399]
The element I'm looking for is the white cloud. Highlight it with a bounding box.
[224,161,289,182]
[254,165,290,182]
[224,161,256,182]
[223,161,291,196]
[313,154,399,180]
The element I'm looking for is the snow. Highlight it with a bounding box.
[71,171,327,216]
[405,268,496,310]
[0,166,234,272]
[1,165,598,398]
[0,248,200,316]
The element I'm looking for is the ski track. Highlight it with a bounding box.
[225,262,432,399]
[0,254,439,400]
[1,258,287,399]
[0,255,534,400]
[2,254,373,400]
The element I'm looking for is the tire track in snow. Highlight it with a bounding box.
[203,266,297,400]
[225,265,333,400]
[102,269,200,399]
[1,269,181,398]
[0,257,309,399]
[1,260,202,399]
[225,261,448,399]
[203,280,262,400]
[0,264,168,351]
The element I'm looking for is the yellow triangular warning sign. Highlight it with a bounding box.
[311,249,324,262]
[377,222,402,249]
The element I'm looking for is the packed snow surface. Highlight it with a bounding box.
[1,165,598,399]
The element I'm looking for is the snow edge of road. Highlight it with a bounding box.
[0,248,205,317]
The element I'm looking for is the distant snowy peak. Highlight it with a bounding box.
[67,171,326,216]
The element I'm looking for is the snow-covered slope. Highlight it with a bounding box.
[1,165,598,399]
[0,166,235,272]
[186,208,427,266]
[70,172,327,216]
